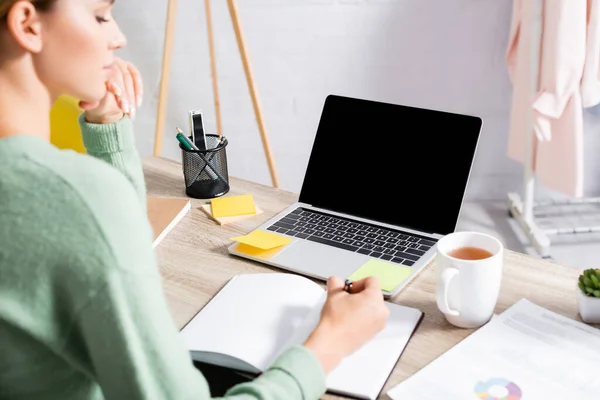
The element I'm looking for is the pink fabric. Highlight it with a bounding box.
[582,0,600,107]
[506,0,587,197]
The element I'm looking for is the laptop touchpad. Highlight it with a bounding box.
[273,240,366,281]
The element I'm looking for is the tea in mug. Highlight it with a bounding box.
[448,246,493,260]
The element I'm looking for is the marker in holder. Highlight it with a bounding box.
[180,134,230,199]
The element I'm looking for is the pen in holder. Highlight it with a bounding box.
[180,134,230,199]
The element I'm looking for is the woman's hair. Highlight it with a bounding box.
[0,0,57,22]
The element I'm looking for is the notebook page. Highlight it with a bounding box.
[274,292,327,359]
[180,273,324,372]
[278,299,423,400]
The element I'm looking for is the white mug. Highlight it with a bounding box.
[435,231,503,329]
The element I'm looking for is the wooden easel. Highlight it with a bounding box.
[153,0,280,188]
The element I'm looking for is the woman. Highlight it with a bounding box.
[0,1,390,399]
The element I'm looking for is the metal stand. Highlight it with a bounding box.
[154,0,281,188]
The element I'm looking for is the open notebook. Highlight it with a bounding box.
[146,196,191,247]
[180,273,423,400]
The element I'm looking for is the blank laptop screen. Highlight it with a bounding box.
[298,95,482,236]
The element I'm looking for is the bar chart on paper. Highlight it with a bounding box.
[387,299,600,400]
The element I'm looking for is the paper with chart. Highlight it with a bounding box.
[387,299,600,400]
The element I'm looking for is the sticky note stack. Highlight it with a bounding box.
[212,194,293,257]
[348,259,413,292]
[230,230,293,257]
[200,194,263,225]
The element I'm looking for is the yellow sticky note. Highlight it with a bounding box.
[230,230,292,250]
[201,204,264,225]
[348,259,413,292]
[212,195,257,218]
[235,243,285,259]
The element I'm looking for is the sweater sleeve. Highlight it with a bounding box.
[220,346,327,400]
[78,113,147,211]
[68,169,327,400]
[75,276,327,400]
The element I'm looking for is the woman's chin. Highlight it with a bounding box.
[78,84,108,105]
[77,100,100,110]
[76,92,104,109]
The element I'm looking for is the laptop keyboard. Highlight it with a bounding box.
[266,208,437,267]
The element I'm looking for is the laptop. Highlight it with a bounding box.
[229,94,483,298]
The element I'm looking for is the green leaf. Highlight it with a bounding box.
[592,274,600,288]
[584,276,593,287]
[594,290,600,298]
[586,287,595,294]
[579,281,586,293]
[595,269,600,280]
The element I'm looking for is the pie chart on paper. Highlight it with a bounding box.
[474,378,522,400]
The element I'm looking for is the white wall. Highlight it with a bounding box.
[113,0,600,200]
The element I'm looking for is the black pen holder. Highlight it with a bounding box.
[180,134,230,199]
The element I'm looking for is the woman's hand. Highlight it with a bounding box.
[303,276,390,374]
[81,57,143,125]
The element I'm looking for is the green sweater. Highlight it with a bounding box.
[0,115,326,400]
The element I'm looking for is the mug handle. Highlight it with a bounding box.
[436,267,460,316]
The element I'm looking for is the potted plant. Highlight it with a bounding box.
[577,268,600,323]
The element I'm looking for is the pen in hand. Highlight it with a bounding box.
[344,279,353,293]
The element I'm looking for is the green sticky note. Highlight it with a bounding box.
[348,259,413,292]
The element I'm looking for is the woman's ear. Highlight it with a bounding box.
[5,1,44,53]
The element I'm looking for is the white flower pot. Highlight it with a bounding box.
[577,286,600,324]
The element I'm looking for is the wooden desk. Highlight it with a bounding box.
[144,156,595,399]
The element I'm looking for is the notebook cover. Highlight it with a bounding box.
[369,310,424,400]
[193,360,252,396]
[147,196,191,247]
